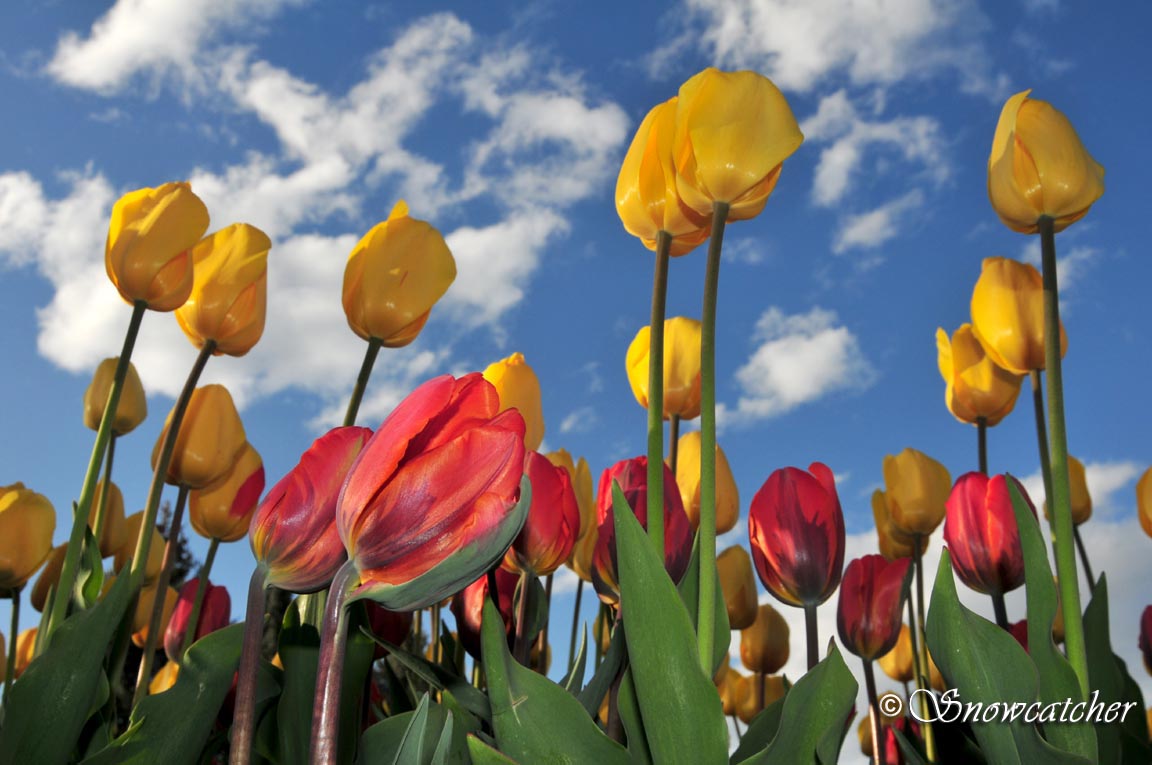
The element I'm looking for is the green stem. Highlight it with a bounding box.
[344,337,382,427]
[536,573,553,673]
[976,418,987,475]
[991,593,1009,630]
[906,598,927,711]
[646,231,672,558]
[568,578,584,673]
[668,415,680,474]
[912,538,937,762]
[49,301,147,637]
[804,604,819,670]
[514,570,533,666]
[1073,526,1095,586]
[733,716,742,740]
[310,561,360,765]
[93,434,117,550]
[1038,216,1088,695]
[1029,371,1055,526]
[230,568,269,765]
[4,588,20,707]
[863,660,885,765]
[697,201,729,671]
[431,602,442,664]
[179,537,220,662]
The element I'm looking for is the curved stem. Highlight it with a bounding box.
[733,716,742,740]
[514,570,533,666]
[344,338,382,427]
[310,561,360,765]
[179,537,221,661]
[568,578,584,672]
[536,573,553,672]
[4,588,20,706]
[906,598,927,713]
[230,568,269,765]
[991,593,1009,630]
[1029,371,1055,528]
[1073,526,1095,587]
[646,231,672,557]
[93,434,118,549]
[668,415,681,474]
[804,604,819,670]
[863,660,885,765]
[912,538,937,762]
[50,301,147,637]
[976,418,987,475]
[430,602,442,664]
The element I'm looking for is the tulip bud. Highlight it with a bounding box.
[672,431,739,533]
[175,223,271,357]
[84,357,148,435]
[625,317,702,421]
[1139,468,1152,540]
[736,673,785,724]
[119,582,178,641]
[740,603,790,675]
[0,483,56,590]
[1140,606,1152,676]
[482,352,544,451]
[935,324,1023,427]
[878,624,915,684]
[190,442,265,542]
[451,569,518,661]
[568,522,598,584]
[546,449,597,580]
[116,511,167,584]
[719,669,745,716]
[152,384,247,490]
[717,546,758,630]
[89,480,128,558]
[342,201,456,348]
[150,661,180,694]
[503,451,579,577]
[1043,456,1092,525]
[988,90,1104,235]
[748,463,845,608]
[30,544,66,612]
[14,628,37,678]
[364,603,414,660]
[105,182,211,311]
[872,490,928,561]
[943,473,1030,596]
[881,448,951,538]
[970,257,1067,375]
[837,555,913,660]
[164,579,231,661]
[673,68,804,221]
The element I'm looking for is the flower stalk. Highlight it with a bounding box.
[804,604,819,670]
[862,660,885,765]
[344,337,382,427]
[310,561,360,765]
[645,231,672,557]
[4,588,20,708]
[568,578,584,671]
[230,568,269,765]
[912,539,937,761]
[668,415,681,473]
[93,435,117,547]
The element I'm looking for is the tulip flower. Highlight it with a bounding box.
[625,317,702,421]
[503,451,579,577]
[105,182,211,311]
[190,442,265,543]
[0,483,56,590]
[740,603,790,674]
[150,661,180,695]
[672,68,804,221]
[615,98,710,256]
[342,200,457,348]
[1140,606,1152,676]
[115,511,166,583]
[717,546,758,630]
[590,456,693,604]
[14,628,36,678]
[970,257,1067,375]
[165,579,230,661]
[838,555,913,661]
[152,384,247,490]
[672,431,739,532]
[718,667,743,716]
[130,584,179,645]
[364,602,414,660]
[175,223,271,357]
[29,545,65,615]
[84,357,148,435]
[879,624,916,684]
[881,448,951,538]
[1043,455,1092,525]
[546,449,596,569]
[872,490,928,561]
[988,90,1104,235]
[482,352,544,451]
[736,674,786,724]
[87,480,128,557]
[1138,468,1152,540]
[943,473,1030,596]
[451,568,519,660]
[935,324,1023,426]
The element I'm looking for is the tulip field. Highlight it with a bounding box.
[2,4,1152,765]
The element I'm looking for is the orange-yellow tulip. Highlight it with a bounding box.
[90,480,128,557]
[190,442,265,542]
[872,490,928,561]
[878,624,915,684]
[881,448,951,538]
[115,511,166,584]
[970,257,1067,375]
[546,449,596,563]
[736,674,785,724]
[626,317,702,420]
[30,544,66,612]
[1138,468,1152,539]
[936,324,1023,426]
[83,357,147,435]
[1043,455,1092,526]
[672,430,738,532]
[0,483,56,590]
[14,628,36,678]
[717,546,758,630]
[152,384,247,490]
[150,661,180,694]
[482,352,544,451]
[740,603,790,675]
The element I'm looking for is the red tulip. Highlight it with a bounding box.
[590,456,692,604]
[502,451,580,577]
[943,473,1030,596]
[1009,619,1029,652]
[882,716,920,765]
[164,579,231,662]
[337,373,527,610]
[748,463,846,607]
[249,426,371,593]
[837,555,912,660]
[1140,605,1152,675]
[364,603,415,660]
[451,569,519,660]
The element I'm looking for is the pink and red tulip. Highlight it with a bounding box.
[943,473,1030,596]
[249,426,371,593]
[164,579,231,662]
[837,554,913,660]
[1140,605,1152,675]
[590,456,692,604]
[337,373,527,610]
[364,603,415,660]
[748,462,846,608]
[451,569,519,660]
[502,451,580,577]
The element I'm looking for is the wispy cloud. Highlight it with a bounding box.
[832,190,925,254]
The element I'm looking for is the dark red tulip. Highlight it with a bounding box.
[837,554,912,660]
[943,473,1030,596]
[450,569,519,660]
[364,603,415,660]
[1140,606,1152,675]
[883,715,920,764]
[748,462,846,607]
[502,450,580,576]
[590,456,692,604]
[164,579,231,662]
[1009,619,1029,652]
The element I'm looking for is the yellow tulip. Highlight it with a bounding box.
[673,68,804,221]
[625,317,702,420]
[672,431,739,532]
[970,257,1068,375]
[152,384,247,490]
[30,544,67,612]
[190,442,264,542]
[105,182,210,311]
[740,603,790,675]
[594,606,614,656]
[878,624,915,684]
[936,324,1023,426]
[14,628,37,678]
[546,449,597,578]
[115,511,166,584]
[736,674,785,724]
[0,483,56,590]
[1043,455,1092,525]
[881,448,951,538]
[90,480,128,557]
[988,90,1104,235]
[150,661,180,694]
[175,223,270,357]
[342,201,456,348]
[482,352,544,451]
[872,490,927,561]
[615,98,710,256]
[568,522,597,583]
[717,546,758,630]
[130,584,179,644]
[719,668,744,716]
[83,357,147,435]
[1138,468,1152,540]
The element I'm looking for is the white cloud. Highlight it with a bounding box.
[1021,240,1099,293]
[721,236,768,265]
[1019,459,1142,520]
[559,406,598,435]
[832,190,925,254]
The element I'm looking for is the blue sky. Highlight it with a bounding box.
[2,0,1150,749]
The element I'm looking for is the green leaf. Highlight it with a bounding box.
[0,571,132,765]
[892,725,929,765]
[359,711,417,765]
[729,696,784,763]
[79,624,244,765]
[76,526,105,609]
[560,628,587,694]
[481,598,629,764]
[575,620,625,718]
[612,482,729,764]
[677,534,731,674]
[365,629,491,724]
[390,694,449,765]
[616,666,653,764]
[466,735,520,764]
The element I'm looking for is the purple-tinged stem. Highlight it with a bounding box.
[229,568,269,765]
[309,561,359,765]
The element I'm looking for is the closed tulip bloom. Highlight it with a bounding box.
[748,463,845,608]
[116,511,166,583]
[337,374,527,610]
[0,483,56,590]
[872,490,928,561]
[719,668,744,716]
[451,568,518,660]
[837,555,913,661]
[105,579,177,639]
[936,324,1023,426]
[30,545,67,612]
[190,442,265,543]
[943,473,1030,596]
[970,257,1067,375]
[882,448,952,538]
[615,98,710,256]
[988,90,1104,235]
[740,603,790,674]
[14,628,37,678]
[175,223,271,357]
[717,546,758,630]
[546,449,597,573]
[150,661,180,695]
[672,430,739,532]
[625,317,702,421]
[568,523,598,584]
[250,426,371,593]
[364,603,414,660]
[164,579,231,661]
[482,352,544,451]
[152,384,247,490]
[1138,468,1152,540]
[90,480,128,557]
[503,451,579,577]
[736,674,785,724]
[83,357,147,435]
[1043,455,1092,525]
[878,624,916,684]
[342,200,456,348]
[105,182,211,311]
